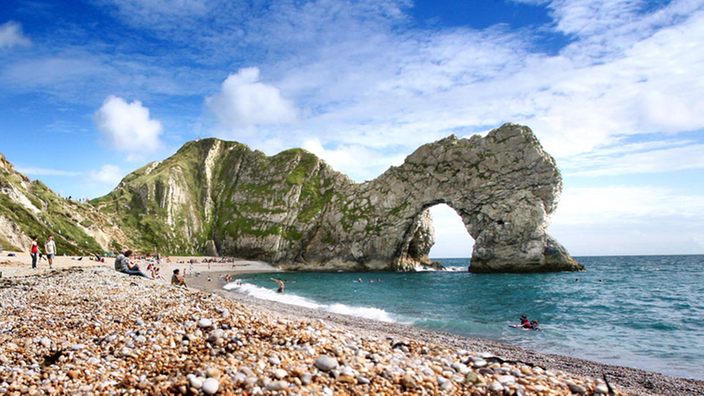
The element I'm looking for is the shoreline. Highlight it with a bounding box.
[187,275,703,396]
[1,257,703,395]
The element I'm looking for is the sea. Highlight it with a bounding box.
[223,255,704,380]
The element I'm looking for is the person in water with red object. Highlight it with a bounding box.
[511,316,540,330]
[520,315,529,327]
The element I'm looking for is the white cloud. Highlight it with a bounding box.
[89,165,124,185]
[302,139,406,181]
[207,67,297,127]
[552,185,704,225]
[243,1,704,181]
[94,95,164,153]
[549,185,704,255]
[14,166,80,177]
[0,21,31,49]
[561,143,704,177]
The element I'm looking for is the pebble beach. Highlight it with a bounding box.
[1,257,703,395]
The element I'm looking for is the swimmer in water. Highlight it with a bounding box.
[271,278,285,293]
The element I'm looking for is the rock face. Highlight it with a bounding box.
[0,153,123,255]
[93,123,582,272]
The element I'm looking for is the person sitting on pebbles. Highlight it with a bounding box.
[172,269,188,289]
[152,267,166,281]
[115,250,149,278]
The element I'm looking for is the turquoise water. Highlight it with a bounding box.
[224,255,704,380]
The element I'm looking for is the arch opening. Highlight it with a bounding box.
[428,203,475,260]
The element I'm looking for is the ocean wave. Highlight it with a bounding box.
[223,280,397,322]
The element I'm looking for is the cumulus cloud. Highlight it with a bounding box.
[207,67,297,127]
[94,95,163,153]
[0,21,31,49]
[89,165,124,185]
[302,139,406,181]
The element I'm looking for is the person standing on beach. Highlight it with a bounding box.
[30,236,38,269]
[271,278,285,293]
[44,236,56,269]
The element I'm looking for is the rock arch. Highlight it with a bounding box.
[95,124,581,273]
[309,123,583,272]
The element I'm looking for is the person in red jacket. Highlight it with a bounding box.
[30,236,38,269]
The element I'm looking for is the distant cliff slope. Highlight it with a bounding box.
[0,153,126,255]
[1,123,582,272]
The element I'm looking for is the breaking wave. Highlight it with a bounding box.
[223,280,397,323]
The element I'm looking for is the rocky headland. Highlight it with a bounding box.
[1,123,582,273]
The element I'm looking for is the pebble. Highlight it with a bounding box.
[0,267,637,396]
[202,378,219,395]
[314,356,339,372]
[337,374,357,384]
[301,372,313,385]
[472,359,487,367]
[497,375,516,386]
[489,380,504,392]
[198,318,213,328]
[206,367,221,378]
[189,376,203,389]
[265,380,289,391]
[465,372,479,384]
[356,376,370,385]
[569,383,588,394]
[400,375,418,389]
[268,356,281,366]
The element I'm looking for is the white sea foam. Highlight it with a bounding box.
[223,281,397,322]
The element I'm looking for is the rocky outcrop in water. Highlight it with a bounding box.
[93,123,581,272]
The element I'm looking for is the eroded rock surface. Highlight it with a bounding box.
[92,123,581,272]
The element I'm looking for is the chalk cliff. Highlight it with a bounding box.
[90,123,582,272]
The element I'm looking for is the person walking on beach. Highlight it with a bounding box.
[172,269,188,289]
[30,236,38,269]
[44,236,56,269]
[114,250,149,278]
[271,278,285,293]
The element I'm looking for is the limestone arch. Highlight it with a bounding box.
[372,124,582,273]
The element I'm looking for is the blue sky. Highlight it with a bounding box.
[1,0,703,257]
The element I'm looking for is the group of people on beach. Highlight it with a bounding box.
[29,235,56,269]
[113,249,188,289]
